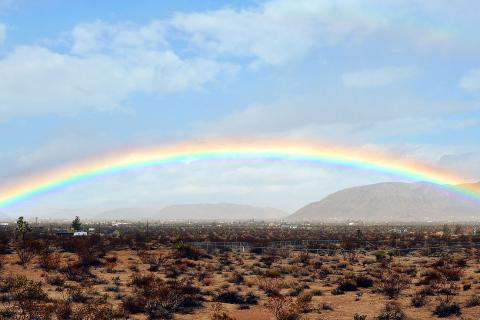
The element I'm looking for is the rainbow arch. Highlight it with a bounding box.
[0,141,479,208]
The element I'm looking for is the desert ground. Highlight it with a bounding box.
[1,222,480,319]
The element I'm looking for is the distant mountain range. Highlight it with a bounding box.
[99,203,287,221]
[287,182,480,222]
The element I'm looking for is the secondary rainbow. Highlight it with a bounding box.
[0,141,479,208]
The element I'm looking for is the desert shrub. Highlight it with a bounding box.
[354,314,367,320]
[0,233,11,254]
[433,280,459,300]
[331,287,344,295]
[465,295,480,307]
[376,302,406,320]
[374,251,389,262]
[411,292,428,307]
[338,277,358,292]
[39,250,61,271]
[0,307,15,318]
[378,271,410,299]
[418,286,435,296]
[213,290,244,304]
[122,294,147,314]
[68,287,90,303]
[266,295,302,320]
[46,275,65,287]
[172,241,202,260]
[15,246,34,267]
[61,262,95,282]
[294,252,310,264]
[210,302,236,320]
[53,299,73,319]
[0,276,51,319]
[73,303,126,320]
[295,291,312,312]
[127,274,202,315]
[139,252,164,272]
[257,277,280,296]
[439,267,462,282]
[287,283,308,297]
[228,272,244,284]
[319,265,333,277]
[419,268,444,285]
[244,292,259,305]
[356,275,374,288]
[433,301,461,317]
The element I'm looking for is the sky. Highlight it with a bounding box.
[0,0,479,216]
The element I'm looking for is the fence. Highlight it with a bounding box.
[189,239,480,255]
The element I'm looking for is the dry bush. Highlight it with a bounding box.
[61,262,95,282]
[295,291,312,312]
[15,246,34,267]
[257,277,280,296]
[210,302,236,320]
[433,298,461,317]
[68,302,126,320]
[46,274,65,287]
[411,291,428,308]
[376,302,406,320]
[39,250,61,271]
[172,241,203,260]
[213,290,259,306]
[139,251,164,271]
[213,290,245,305]
[377,271,410,299]
[293,252,310,265]
[228,272,244,284]
[465,295,480,307]
[124,273,202,317]
[266,295,302,320]
[0,275,50,319]
[337,275,358,292]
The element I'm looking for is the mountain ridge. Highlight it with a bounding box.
[287,181,480,222]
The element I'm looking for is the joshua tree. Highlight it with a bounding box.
[71,216,82,231]
[16,216,31,241]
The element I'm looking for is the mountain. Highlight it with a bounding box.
[99,203,287,221]
[288,182,480,222]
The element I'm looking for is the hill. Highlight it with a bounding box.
[287,182,480,222]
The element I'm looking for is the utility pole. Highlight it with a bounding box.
[146,219,149,240]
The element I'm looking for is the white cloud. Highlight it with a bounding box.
[460,69,480,92]
[71,20,166,54]
[0,24,5,44]
[170,0,385,65]
[169,0,474,66]
[341,66,416,88]
[0,43,232,120]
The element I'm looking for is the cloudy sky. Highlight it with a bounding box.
[0,0,479,215]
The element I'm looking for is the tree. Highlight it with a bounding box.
[71,216,82,231]
[16,216,31,241]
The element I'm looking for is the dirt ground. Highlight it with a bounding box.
[2,245,480,319]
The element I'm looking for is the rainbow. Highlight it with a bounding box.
[0,140,479,208]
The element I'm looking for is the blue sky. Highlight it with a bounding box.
[0,0,479,215]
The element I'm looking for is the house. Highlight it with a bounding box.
[73,231,88,237]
